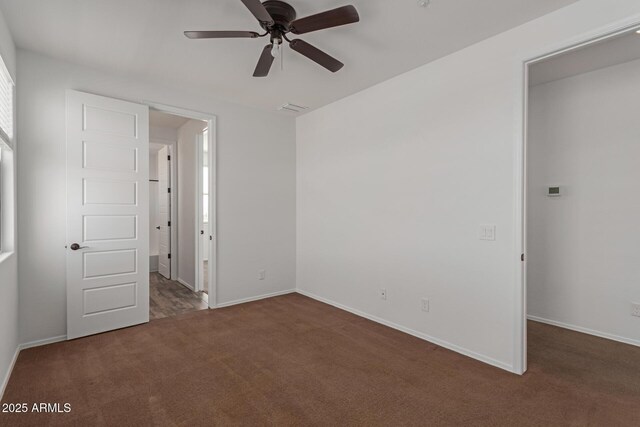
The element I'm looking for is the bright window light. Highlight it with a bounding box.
[0,55,13,144]
[202,128,209,224]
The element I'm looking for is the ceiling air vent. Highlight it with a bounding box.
[278,103,309,113]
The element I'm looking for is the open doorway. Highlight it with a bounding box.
[523,26,640,375]
[148,108,215,320]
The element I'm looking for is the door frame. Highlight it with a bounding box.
[514,17,640,375]
[147,102,218,308]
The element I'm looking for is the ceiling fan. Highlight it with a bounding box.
[184,0,360,77]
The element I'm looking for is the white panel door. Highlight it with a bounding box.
[157,146,171,279]
[66,90,149,340]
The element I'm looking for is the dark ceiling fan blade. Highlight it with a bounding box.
[289,39,344,72]
[253,44,275,77]
[240,0,274,25]
[184,31,260,39]
[290,5,359,35]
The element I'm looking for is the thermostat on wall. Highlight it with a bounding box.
[547,186,562,197]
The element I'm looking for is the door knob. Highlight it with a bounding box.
[70,243,88,251]
[156,226,161,230]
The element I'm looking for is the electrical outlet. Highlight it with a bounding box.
[421,298,429,313]
[379,288,387,300]
[632,302,640,317]
[258,269,266,280]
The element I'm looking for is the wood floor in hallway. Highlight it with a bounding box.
[149,272,208,320]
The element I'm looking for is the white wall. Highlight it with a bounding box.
[0,6,17,398]
[177,119,206,288]
[150,125,178,142]
[202,224,209,262]
[296,0,640,372]
[16,50,296,343]
[527,58,640,346]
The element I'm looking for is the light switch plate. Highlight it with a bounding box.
[479,225,496,241]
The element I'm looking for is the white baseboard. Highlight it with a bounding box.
[216,289,296,309]
[20,335,67,350]
[177,278,194,291]
[527,315,640,348]
[296,289,514,373]
[0,346,20,401]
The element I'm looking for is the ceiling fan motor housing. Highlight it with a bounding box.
[260,0,297,34]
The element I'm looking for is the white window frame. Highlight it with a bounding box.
[0,53,15,258]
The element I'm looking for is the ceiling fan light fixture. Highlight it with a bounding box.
[271,39,282,58]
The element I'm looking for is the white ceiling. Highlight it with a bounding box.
[149,109,190,129]
[0,0,578,113]
[530,30,640,86]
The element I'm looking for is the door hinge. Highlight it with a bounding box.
[167,155,171,161]
[209,235,213,241]
[521,253,525,262]
[168,253,171,259]
[168,188,171,193]
[168,221,171,227]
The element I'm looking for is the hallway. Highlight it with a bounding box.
[149,273,208,320]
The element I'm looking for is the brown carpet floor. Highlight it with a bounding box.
[2,293,640,426]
